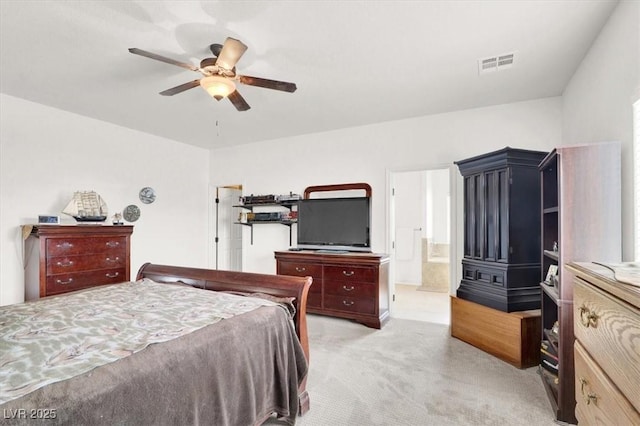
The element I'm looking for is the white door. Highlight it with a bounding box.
[215,186,243,271]
[393,171,426,285]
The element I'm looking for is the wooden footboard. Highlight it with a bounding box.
[136,263,312,414]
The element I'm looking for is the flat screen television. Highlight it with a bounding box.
[296,197,371,252]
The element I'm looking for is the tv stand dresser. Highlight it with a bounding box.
[275,250,389,329]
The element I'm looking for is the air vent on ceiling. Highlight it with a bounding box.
[478,52,515,75]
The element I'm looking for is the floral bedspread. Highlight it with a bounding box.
[0,279,276,404]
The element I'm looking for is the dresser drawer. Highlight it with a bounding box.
[324,280,376,298]
[46,236,128,256]
[574,277,640,412]
[462,264,505,287]
[46,268,126,295]
[277,261,322,295]
[574,341,640,425]
[278,261,322,278]
[47,252,126,274]
[324,294,375,314]
[324,265,375,282]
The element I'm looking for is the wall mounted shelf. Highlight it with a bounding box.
[234,200,298,245]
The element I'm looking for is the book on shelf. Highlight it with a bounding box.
[540,367,559,398]
[541,339,558,358]
[543,328,559,348]
[541,358,559,374]
[540,366,559,383]
[541,351,558,370]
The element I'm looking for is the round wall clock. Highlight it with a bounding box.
[123,204,141,222]
[139,187,156,204]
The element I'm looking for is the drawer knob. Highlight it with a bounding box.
[578,305,599,328]
[342,300,355,306]
[105,257,120,263]
[105,272,120,278]
[342,285,355,292]
[56,260,74,267]
[342,270,355,277]
[106,241,120,248]
[56,278,74,285]
[579,377,598,405]
[56,242,73,249]
[295,266,306,273]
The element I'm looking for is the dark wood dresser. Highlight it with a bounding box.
[24,225,133,300]
[275,250,389,329]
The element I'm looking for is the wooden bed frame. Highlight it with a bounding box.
[136,262,313,414]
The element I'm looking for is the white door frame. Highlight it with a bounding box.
[385,164,460,316]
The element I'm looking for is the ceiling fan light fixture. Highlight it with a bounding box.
[200,75,236,100]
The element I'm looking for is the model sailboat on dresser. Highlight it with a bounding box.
[62,191,108,222]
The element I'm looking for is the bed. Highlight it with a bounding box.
[0,263,312,425]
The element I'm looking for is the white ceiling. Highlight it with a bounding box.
[0,1,618,149]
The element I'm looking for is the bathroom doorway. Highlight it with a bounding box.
[389,168,451,324]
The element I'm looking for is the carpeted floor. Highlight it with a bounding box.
[275,314,557,426]
[393,284,450,324]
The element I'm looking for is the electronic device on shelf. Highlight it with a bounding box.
[242,194,277,205]
[38,215,60,225]
[297,197,371,252]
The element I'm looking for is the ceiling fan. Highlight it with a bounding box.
[128,37,297,111]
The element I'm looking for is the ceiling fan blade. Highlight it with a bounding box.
[159,80,201,96]
[128,48,198,72]
[228,90,251,111]
[209,43,223,57]
[238,75,297,93]
[215,37,248,70]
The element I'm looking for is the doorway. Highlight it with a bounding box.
[214,185,243,271]
[389,168,452,324]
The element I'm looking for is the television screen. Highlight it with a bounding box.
[297,197,371,252]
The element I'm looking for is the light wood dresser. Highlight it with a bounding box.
[567,262,640,425]
[24,225,133,300]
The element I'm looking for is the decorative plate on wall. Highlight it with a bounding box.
[123,204,141,222]
[139,187,156,204]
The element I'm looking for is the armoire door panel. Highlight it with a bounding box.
[497,168,509,262]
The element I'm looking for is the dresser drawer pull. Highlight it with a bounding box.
[56,260,74,267]
[342,300,355,306]
[56,242,73,249]
[342,270,355,277]
[106,241,120,248]
[55,278,74,285]
[578,305,599,328]
[295,266,306,272]
[105,257,120,263]
[342,285,355,291]
[579,377,598,405]
[105,272,120,278]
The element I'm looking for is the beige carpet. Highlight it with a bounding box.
[393,284,450,324]
[271,314,557,426]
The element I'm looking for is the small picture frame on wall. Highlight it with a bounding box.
[544,264,558,285]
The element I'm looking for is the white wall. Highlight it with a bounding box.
[210,97,563,285]
[0,94,210,306]
[562,0,640,261]
[426,169,450,244]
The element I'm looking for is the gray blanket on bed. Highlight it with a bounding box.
[1,305,307,426]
